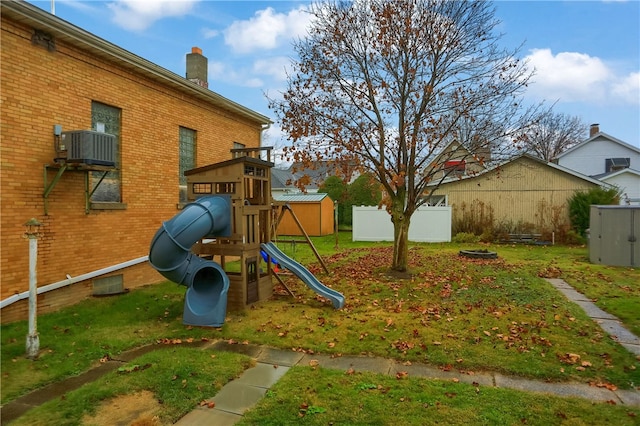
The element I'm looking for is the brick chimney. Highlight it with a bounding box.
[589,123,600,137]
[186,47,208,89]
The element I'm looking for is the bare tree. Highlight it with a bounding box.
[269,0,538,272]
[521,110,586,161]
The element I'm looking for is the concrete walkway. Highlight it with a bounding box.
[545,278,640,356]
[174,336,640,426]
[2,278,638,426]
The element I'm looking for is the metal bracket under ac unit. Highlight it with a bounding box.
[43,163,114,215]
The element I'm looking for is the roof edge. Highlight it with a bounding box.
[555,132,640,159]
[1,0,272,125]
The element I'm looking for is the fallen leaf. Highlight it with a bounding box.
[396,371,408,379]
[558,353,581,364]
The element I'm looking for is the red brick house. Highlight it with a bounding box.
[0,1,271,322]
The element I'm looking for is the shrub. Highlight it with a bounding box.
[568,187,620,236]
[452,199,494,235]
[452,232,480,243]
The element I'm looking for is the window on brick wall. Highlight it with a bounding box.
[179,127,196,203]
[91,102,121,202]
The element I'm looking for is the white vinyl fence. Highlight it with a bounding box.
[352,206,451,242]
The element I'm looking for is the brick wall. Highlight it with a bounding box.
[1,15,266,323]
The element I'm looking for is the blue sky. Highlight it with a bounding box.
[27,0,640,149]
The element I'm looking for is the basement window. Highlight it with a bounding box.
[93,275,125,296]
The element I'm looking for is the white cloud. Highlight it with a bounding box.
[611,71,640,104]
[253,56,292,82]
[208,61,263,88]
[107,0,198,32]
[201,27,219,39]
[223,6,310,54]
[524,48,638,105]
[56,0,98,14]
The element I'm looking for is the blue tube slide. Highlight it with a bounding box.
[261,242,345,309]
[149,196,232,327]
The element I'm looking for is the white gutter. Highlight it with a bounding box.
[0,256,149,309]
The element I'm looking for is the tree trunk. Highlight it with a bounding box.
[390,203,411,272]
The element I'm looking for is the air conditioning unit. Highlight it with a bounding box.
[59,130,116,167]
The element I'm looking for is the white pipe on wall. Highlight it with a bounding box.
[0,256,149,309]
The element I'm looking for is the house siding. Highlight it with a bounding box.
[602,171,640,205]
[557,135,640,176]
[1,10,267,323]
[434,156,599,233]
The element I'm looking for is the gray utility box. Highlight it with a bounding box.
[61,130,116,167]
[589,205,639,267]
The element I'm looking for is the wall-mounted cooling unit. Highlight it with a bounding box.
[58,130,116,167]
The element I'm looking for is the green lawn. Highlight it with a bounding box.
[1,235,638,424]
[222,239,639,388]
[239,367,640,426]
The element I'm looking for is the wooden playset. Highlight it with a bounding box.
[184,147,275,311]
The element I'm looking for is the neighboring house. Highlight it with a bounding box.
[555,124,640,205]
[271,167,301,197]
[291,160,360,189]
[555,124,640,173]
[432,154,611,235]
[271,161,358,196]
[430,140,490,180]
[0,1,271,323]
[593,168,640,205]
[273,194,335,237]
